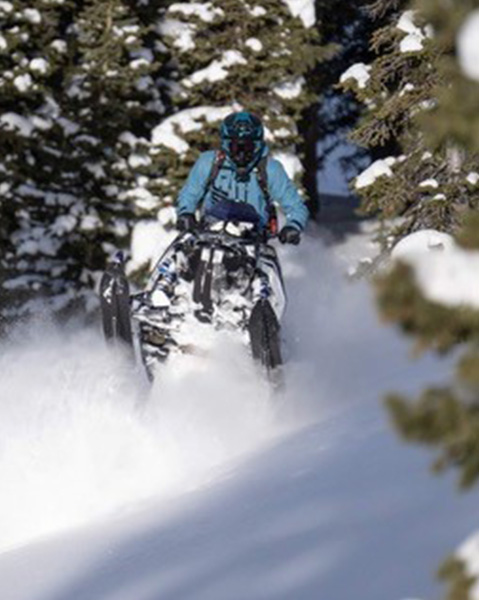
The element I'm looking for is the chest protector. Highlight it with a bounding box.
[202,150,278,235]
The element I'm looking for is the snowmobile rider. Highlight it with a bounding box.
[175,112,309,243]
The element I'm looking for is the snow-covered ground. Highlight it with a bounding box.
[1,225,478,600]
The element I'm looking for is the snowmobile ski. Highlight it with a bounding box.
[99,252,133,349]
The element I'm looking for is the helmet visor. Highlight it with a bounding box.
[230,137,256,167]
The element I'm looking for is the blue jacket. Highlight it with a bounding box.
[177,148,309,231]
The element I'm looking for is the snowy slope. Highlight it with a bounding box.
[1,227,478,600]
[3,410,479,600]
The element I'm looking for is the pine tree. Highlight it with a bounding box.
[374,0,479,492]
[0,0,75,312]
[366,1,479,597]
[438,557,476,600]
[312,0,375,203]
[0,0,170,314]
[340,0,479,248]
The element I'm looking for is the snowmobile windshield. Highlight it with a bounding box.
[207,198,260,225]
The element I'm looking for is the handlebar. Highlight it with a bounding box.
[187,220,276,245]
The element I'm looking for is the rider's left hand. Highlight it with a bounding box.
[279,226,301,245]
[177,213,197,232]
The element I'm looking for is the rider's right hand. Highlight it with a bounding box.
[279,226,301,245]
[177,213,197,232]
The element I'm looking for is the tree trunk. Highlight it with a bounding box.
[298,102,321,217]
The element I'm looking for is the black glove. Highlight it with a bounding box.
[279,226,301,245]
[177,213,197,232]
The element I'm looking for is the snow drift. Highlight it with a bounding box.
[0,322,282,552]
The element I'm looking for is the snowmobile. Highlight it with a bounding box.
[99,200,286,382]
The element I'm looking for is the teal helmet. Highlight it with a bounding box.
[220,112,265,169]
